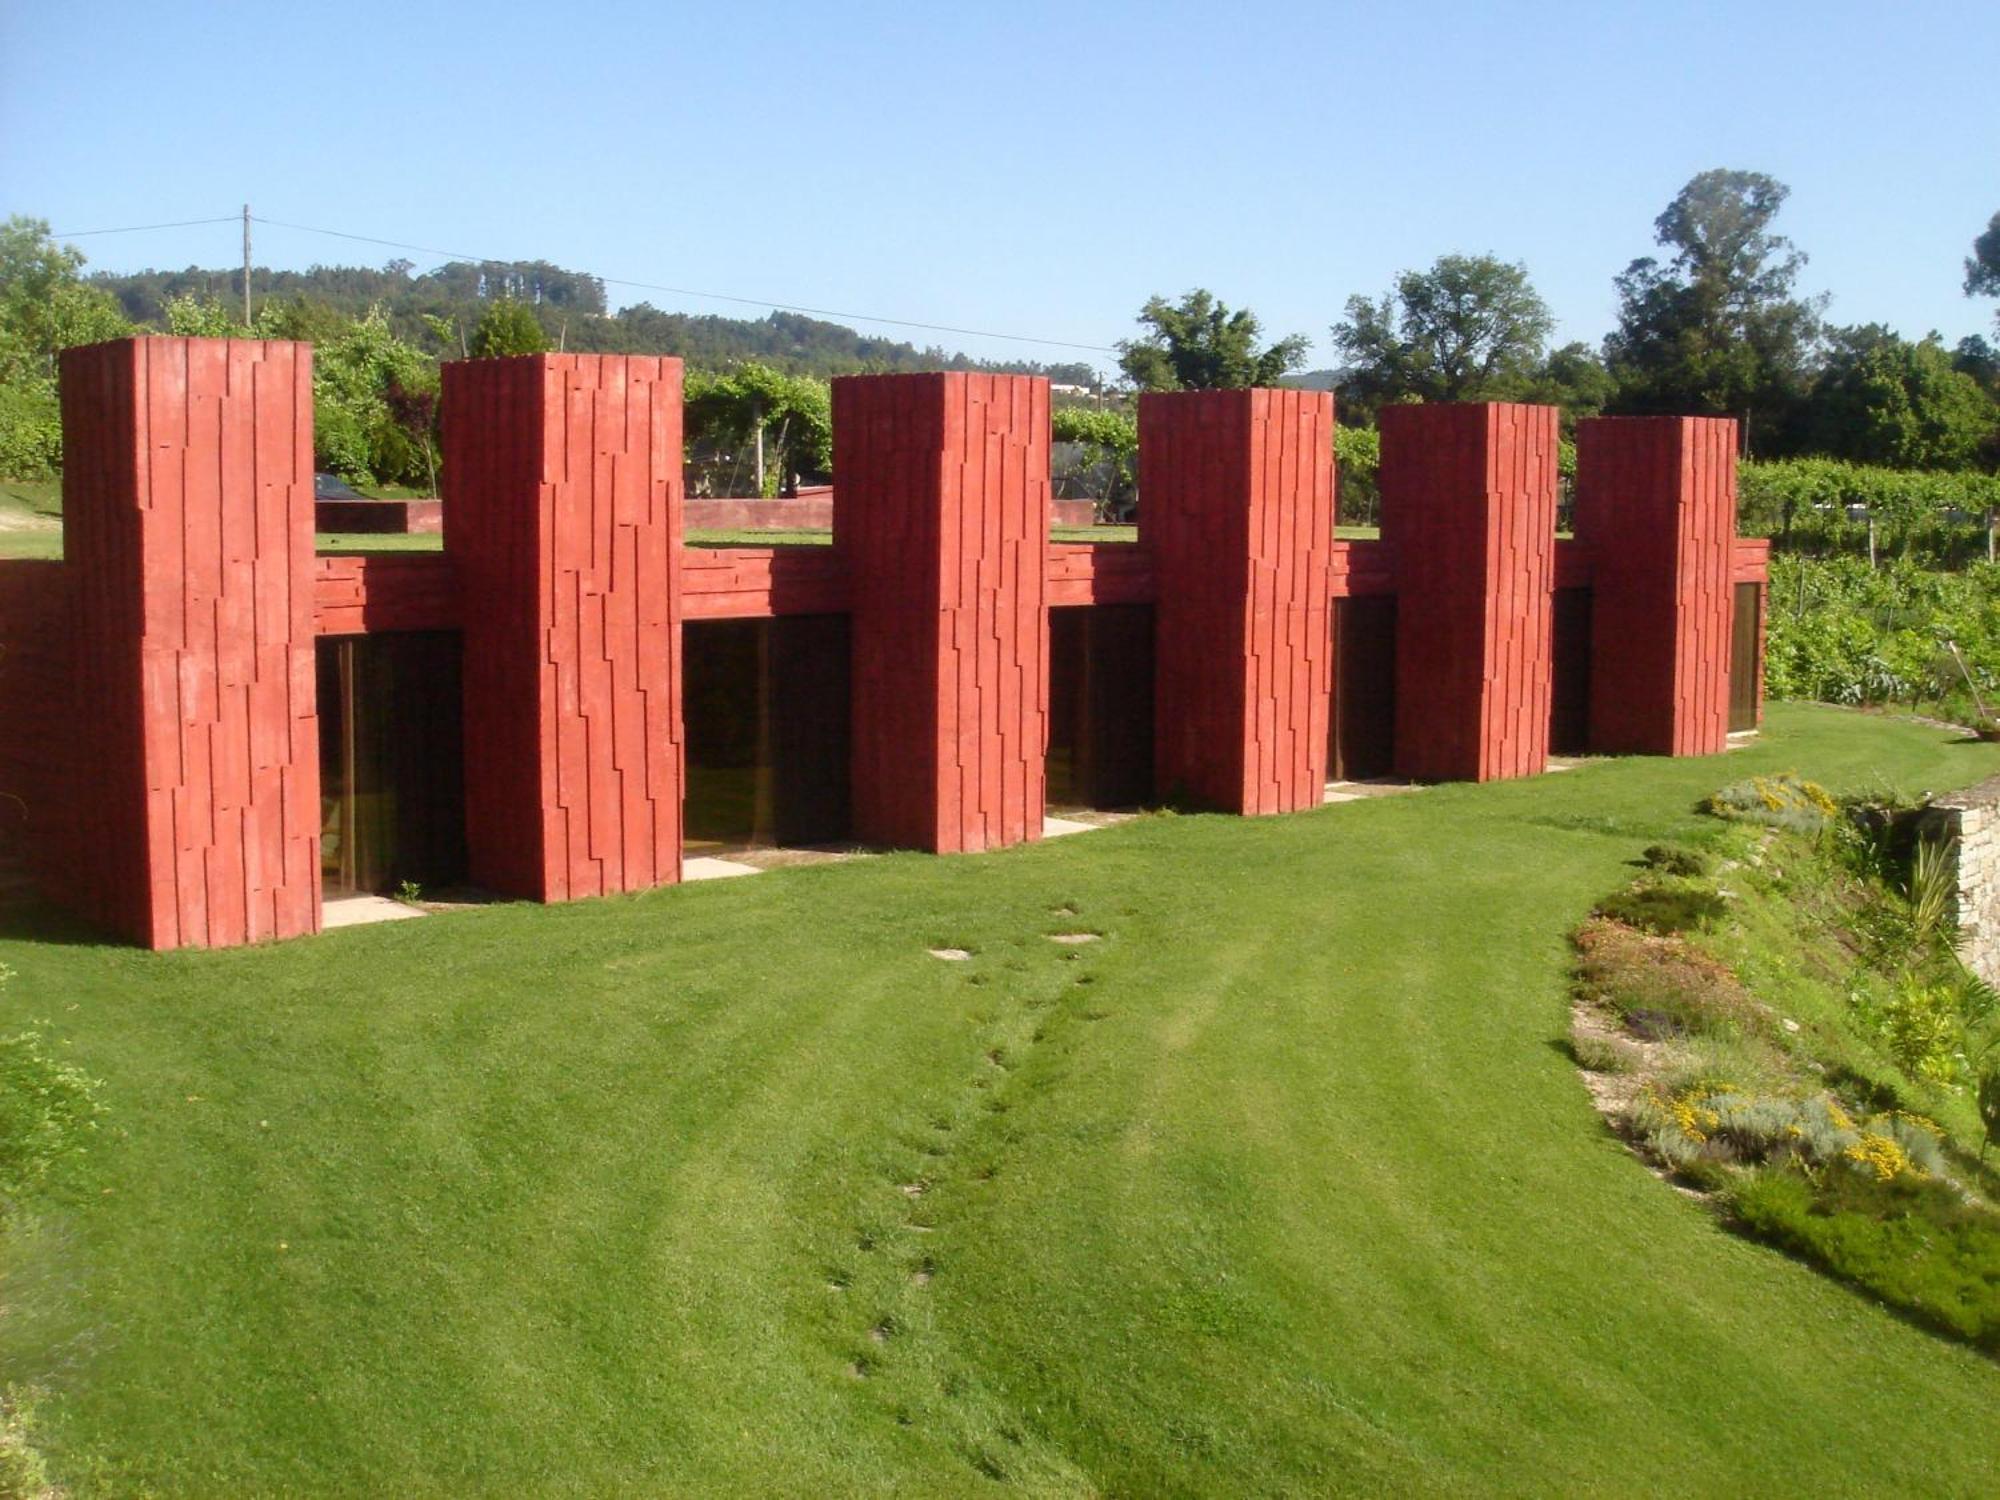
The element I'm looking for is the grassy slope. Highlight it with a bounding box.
[4,705,1999,1496]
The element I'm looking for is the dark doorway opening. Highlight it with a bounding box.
[683,616,851,851]
[1730,582,1762,732]
[1047,605,1154,810]
[1549,587,1593,755]
[1330,595,1397,780]
[318,633,467,898]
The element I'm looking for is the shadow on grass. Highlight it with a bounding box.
[0,892,119,949]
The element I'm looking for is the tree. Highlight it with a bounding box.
[683,364,831,497]
[0,217,131,476]
[468,298,549,358]
[1806,326,1998,471]
[1604,169,1825,450]
[1116,290,1307,391]
[0,217,131,387]
[310,309,441,484]
[1050,405,1137,518]
[1331,254,1553,414]
[163,293,246,338]
[1516,341,1617,425]
[1969,211,2000,334]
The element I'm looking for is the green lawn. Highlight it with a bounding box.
[0,480,63,559]
[4,705,2000,1495]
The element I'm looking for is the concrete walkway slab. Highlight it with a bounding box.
[684,856,762,881]
[322,895,427,929]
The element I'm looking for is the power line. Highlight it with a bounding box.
[50,214,241,237]
[250,214,1118,356]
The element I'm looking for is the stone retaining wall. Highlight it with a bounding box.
[1922,774,2000,984]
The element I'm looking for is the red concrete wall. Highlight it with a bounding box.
[58,337,321,948]
[682,493,1093,533]
[834,372,1049,852]
[444,354,685,901]
[0,563,74,886]
[1575,416,1737,756]
[314,554,460,635]
[1142,388,1334,813]
[1382,402,1558,782]
[1045,542,1154,608]
[315,497,443,534]
[684,495,836,531]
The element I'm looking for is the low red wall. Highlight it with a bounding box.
[686,494,835,530]
[294,534,1749,634]
[682,491,1095,531]
[316,497,443,534]
[315,554,462,635]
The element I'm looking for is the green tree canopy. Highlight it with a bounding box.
[1331,254,1554,414]
[0,217,132,387]
[1604,169,1825,449]
[1515,340,1618,425]
[683,364,831,496]
[1806,326,1998,471]
[1116,290,1307,391]
[468,298,550,358]
[0,217,133,475]
[1968,211,2000,333]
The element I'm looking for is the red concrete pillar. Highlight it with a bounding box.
[1142,388,1334,813]
[834,373,1049,852]
[1575,416,1738,755]
[443,354,685,900]
[1382,402,1558,782]
[57,337,320,948]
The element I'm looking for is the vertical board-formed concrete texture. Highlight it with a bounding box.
[0,564,75,891]
[1575,416,1737,755]
[834,373,1049,852]
[57,337,320,948]
[443,354,685,900]
[4,346,1776,950]
[1382,402,1558,782]
[1143,388,1335,812]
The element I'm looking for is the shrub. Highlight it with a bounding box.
[1571,1033,1641,1074]
[1641,842,1713,878]
[1594,880,1728,936]
[1573,918,1762,1037]
[1878,978,1967,1086]
[0,380,61,479]
[1731,1164,2000,1352]
[1704,772,1839,833]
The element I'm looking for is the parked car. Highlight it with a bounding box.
[314,473,365,501]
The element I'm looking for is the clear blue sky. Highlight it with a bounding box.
[4,0,1995,377]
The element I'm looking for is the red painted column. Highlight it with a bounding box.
[443,354,685,900]
[1142,388,1334,813]
[1382,402,1558,782]
[834,372,1049,853]
[57,337,320,948]
[1575,416,1738,756]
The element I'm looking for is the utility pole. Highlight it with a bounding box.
[241,204,253,327]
